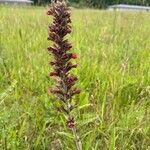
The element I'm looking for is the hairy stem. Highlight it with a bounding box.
[67,102,82,150]
[71,125,82,150]
[66,110,82,149]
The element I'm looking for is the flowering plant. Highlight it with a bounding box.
[47,0,82,149]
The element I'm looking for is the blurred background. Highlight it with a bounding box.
[34,0,150,8]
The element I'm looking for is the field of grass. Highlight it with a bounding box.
[0,6,150,150]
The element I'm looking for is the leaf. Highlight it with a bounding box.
[78,114,100,127]
[57,131,74,139]
[78,103,93,110]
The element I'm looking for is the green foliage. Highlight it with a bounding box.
[32,0,150,7]
[0,6,150,149]
[68,0,150,8]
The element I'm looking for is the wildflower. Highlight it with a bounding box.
[47,1,82,149]
[47,0,82,150]
[47,0,80,112]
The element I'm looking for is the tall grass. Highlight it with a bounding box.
[0,6,150,149]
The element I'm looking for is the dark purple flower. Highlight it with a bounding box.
[47,1,82,149]
[67,117,75,128]
[47,0,80,114]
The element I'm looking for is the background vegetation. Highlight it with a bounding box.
[0,6,150,149]
[69,0,150,8]
[34,0,150,8]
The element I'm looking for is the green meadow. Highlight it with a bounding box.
[0,6,150,149]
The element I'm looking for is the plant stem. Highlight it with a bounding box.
[71,125,82,150]
[67,112,82,150]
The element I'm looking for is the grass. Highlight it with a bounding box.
[0,6,150,150]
